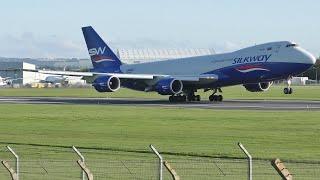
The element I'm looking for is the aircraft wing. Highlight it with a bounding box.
[23,69,154,79]
[23,69,218,81]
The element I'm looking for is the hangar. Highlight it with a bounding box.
[0,62,36,85]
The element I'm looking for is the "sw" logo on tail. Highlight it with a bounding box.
[89,47,106,56]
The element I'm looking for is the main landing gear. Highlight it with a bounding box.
[208,88,223,102]
[169,90,201,103]
[186,91,201,102]
[284,78,293,94]
[169,95,186,102]
[168,88,224,103]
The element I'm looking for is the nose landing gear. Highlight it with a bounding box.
[284,78,293,94]
[284,87,293,94]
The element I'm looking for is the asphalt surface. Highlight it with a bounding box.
[1,96,320,110]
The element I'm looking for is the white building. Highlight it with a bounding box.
[0,62,86,86]
[292,77,309,85]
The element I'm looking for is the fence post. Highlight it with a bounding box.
[72,146,85,180]
[271,158,292,180]
[1,161,18,180]
[150,144,163,180]
[238,143,252,180]
[163,161,180,180]
[6,146,19,180]
[77,160,93,180]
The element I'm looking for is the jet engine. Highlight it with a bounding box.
[93,76,120,92]
[155,78,183,95]
[243,82,273,92]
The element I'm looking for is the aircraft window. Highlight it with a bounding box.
[286,43,298,47]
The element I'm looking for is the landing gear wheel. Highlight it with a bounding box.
[186,90,200,102]
[284,87,293,94]
[289,88,293,94]
[169,95,187,102]
[209,88,223,102]
[209,95,214,102]
[284,78,293,95]
[187,95,194,101]
[180,95,187,102]
[209,94,223,102]
[169,96,174,102]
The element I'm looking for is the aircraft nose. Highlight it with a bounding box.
[299,48,316,65]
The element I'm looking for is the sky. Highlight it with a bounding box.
[0,0,319,58]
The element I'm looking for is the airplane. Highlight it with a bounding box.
[25,26,316,102]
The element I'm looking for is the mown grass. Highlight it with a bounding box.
[1,86,320,179]
[0,104,319,161]
[0,104,319,179]
[1,85,320,100]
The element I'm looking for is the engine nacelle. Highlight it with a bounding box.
[93,76,120,92]
[155,78,183,95]
[243,82,273,92]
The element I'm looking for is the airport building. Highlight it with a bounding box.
[0,61,86,87]
[0,61,33,85]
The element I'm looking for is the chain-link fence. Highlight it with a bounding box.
[0,144,320,179]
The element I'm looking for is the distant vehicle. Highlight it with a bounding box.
[26,26,316,102]
[42,76,67,85]
[41,75,84,87]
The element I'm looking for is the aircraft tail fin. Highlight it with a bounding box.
[82,26,122,72]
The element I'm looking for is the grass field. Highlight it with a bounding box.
[0,104,319,179]
[0,104,319,160]
[0,85,320,100]
[0,86,320,179]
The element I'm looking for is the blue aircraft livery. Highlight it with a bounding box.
[232,54,272,64]
[26,26,316,103]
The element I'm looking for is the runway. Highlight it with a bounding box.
[1,96,320,110]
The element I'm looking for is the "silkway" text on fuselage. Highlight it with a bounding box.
[232,54,272,64]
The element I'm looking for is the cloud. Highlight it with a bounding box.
[0,32,87,58]
[0,32,243,58]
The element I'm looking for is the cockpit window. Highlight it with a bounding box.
[286,43,298,47]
